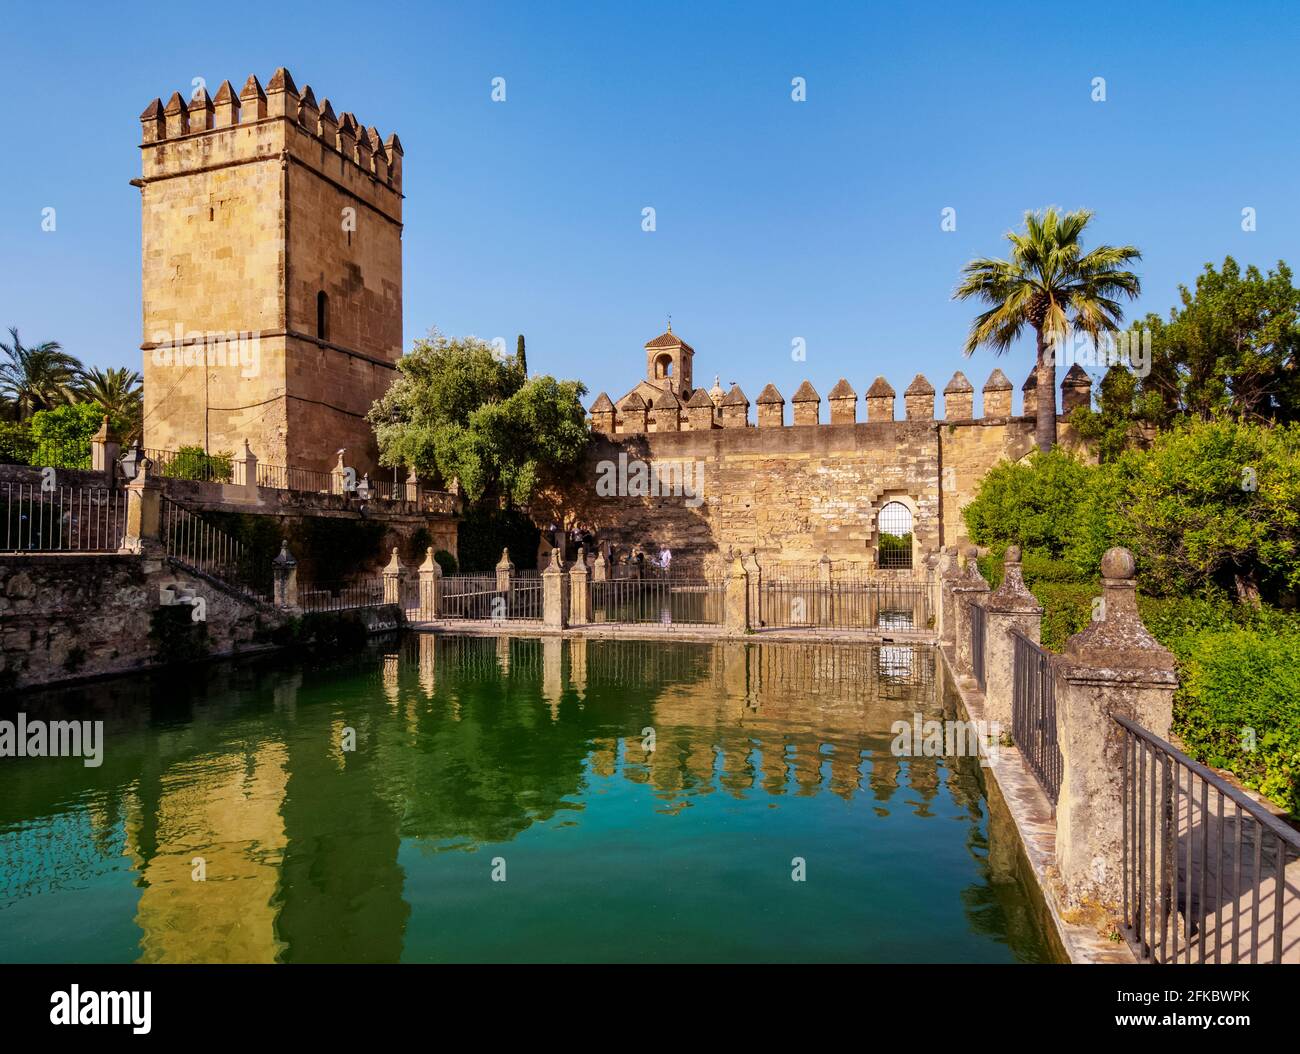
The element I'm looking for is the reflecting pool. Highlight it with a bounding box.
[0,635,1055,963]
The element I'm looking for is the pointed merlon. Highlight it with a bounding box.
[756,383,785,404]
[267,67,298,95]
[721,384,749,406]
[619,392,646,410]
[686,388,715,407]
[904,374,934,395]
[943,371,973,393]
[791,381,820,402]
[1062,362,1090,383]
[240,74,267,103]
[164,91,188,114]
[319,98,337,123]
[654,386,680,407]
[298,85,318,109]
[213,80,238,106]
[384,132,404,156]
[865,376,895,398]
[590,393,615,412]
[140,97,164,120]
[1022,369,1037,391]
[828,378,856,399]
[983,369,1012,391]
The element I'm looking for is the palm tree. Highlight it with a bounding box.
[0,327,82,419]
[75,365,144,439]
[954,208,1142,451]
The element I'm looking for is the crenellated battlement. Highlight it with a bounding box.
[139,67,403,204]
[588,367,1092,435]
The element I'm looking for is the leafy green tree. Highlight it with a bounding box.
[27,402,106,468]
[367,330,588,507]
[954,208,1142,452]
[0,328,81,419]
[1067,361,1164,462]
[1138,257,1300,425]
[1103,419,1300,602]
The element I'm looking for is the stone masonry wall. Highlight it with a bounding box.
[568,368,1090,573]
[0,554,281,692]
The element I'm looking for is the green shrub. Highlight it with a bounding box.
[962,448,1095,558]
[408,527,433,564]
[434,549,458,575]
[28,403,102,469]
[1173,629,1300,813]
[1032,582,1097,651]
[0,421,35,464]
[169,445,234,482]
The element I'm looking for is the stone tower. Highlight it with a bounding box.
[643,326,694,398]
[135,67,404,475]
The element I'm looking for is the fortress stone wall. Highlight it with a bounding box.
[136,68,403,477]
[559,365,1092,573]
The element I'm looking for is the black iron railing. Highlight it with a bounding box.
[761,574,933,631]
[160,495,265,601]
[1116,714,1299,964]
[434,575,543,621]
[589,577,724,626]
[2,482,126,553]
[966,599,986,691]
[1011,628,1061,805]
[298,579,386,612]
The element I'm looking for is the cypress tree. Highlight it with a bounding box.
[516,334,527,376]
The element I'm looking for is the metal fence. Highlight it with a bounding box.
[966,599,986,691]
[159,496,265,600]
[1011,628,1061,805]
[1115,714,1300,964]
[761,575,933,630]
[0,438,93,470]
[433,575,544,622]
[2,482,126,552]
[589,577,725,626]
[298,578,386,612]
[255,463,334,493]
[144,447,235,484]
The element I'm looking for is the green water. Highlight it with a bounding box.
[0,635,1054,963]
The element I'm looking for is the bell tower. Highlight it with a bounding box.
[643,323,694,397]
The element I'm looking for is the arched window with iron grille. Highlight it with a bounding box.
[877,501,913,570]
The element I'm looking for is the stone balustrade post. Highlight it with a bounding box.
[936,547,960,647]
[90,415,120,484]
[542,546,569,629]
[742,550,762,627]
[121,456,162,554]
[724,556,750,634]
[569,546,591,625]
[382,547,404,606]
[817,553,832,626]
[418,546,442,619]
[1054,547,1177,912]
[235,438,259,499]
[405,466,420,503]
[951,545,991,678]
[983,545,1043,732]
[329,452,350,496]
[496,548,514,592]
[592,550,608,582]
[272,541,300,610]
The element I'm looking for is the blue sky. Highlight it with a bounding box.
[2,0,1297,413]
